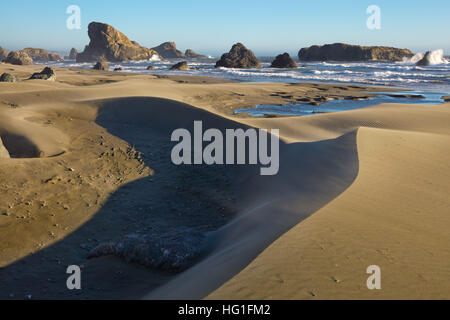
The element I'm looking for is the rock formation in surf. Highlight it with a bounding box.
[270,53,298,68]
[4,51,33,65]
[68,48,79,60]
[215,43,261,68]
[298,43,413,62]
[76,22,159,62]
[185,49,207,59]
[20,48,62,62]
[151,42,185,59]
[416,51,433,66]
[170,61,189,71]
[29,67,56,81]
[93,59,110,71]
[0,47,8,61]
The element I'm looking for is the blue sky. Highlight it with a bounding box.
[0,0,449,56]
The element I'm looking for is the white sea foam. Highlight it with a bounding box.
[405,49,448,65]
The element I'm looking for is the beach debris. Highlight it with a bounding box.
[29,67,56,81]
[270,53,298,68]
[216,43,261,68]
[170,61,189,71]
[0,73,17,82]
[88,227,207,272]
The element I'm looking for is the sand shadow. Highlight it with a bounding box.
[0,97,359,300]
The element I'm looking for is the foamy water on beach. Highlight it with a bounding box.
[41,50,450,93]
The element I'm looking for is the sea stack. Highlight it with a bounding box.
[69,48,79,60]
[151,42,185,59]
[215,43,261,68]
[4,51,33,65]
[20,48,62,62]
[298,43,413,62]
[270,53,298,68]
[185,49,207,59]
[76,22,159,62]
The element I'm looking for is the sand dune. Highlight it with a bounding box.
[1,63,449,299]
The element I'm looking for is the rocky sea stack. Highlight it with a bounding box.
[69,48,79,60]
[20,48,62,62]
[416,51,432,66]
[215,43,261,68]
[298,43,413,62]
[4,51,33,65]
[271,53,298,68]
[151,42,185,59]
[185,49,207,59]
[76,22,159,62]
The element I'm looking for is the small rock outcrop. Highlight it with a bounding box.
[170,61,189,71]
[298,43,413,62]
[270,53,298,68]
[20,48,62,62]
[147,65,156,70]
[77,22,159,62]
[0,73,16,82]
[29,67,56,81]
[152,42,185,59]
[93,60,109,71]
[69,48,79,60]
[416,51,432,66]
[151,42,185,59]
[215,43,261,68]
[185,49,207,59]
[4,51,33,65]
[0,47,8,61]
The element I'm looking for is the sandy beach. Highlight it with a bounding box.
[0,63,449,300]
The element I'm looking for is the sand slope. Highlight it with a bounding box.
[1,64,449,299]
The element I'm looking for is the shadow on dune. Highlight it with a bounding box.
[0,97,359,300]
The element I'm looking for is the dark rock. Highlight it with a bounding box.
[4,51,33,65]
[77,22,159,62]
[88,227,207,272]
[20,48,62,62]
[215,43,261,68]
[170,61,189,71]
[151,42,185,59]
[0,47,8,61]
[298,43,413,62]
[29,67,56,81]
[416,51,432,66]
[270,53,298,68]
[0,73,16,82]
[146,65,156,70]
[185,49,207,59]
[69,48,79,60]
[113,67,123,71]
[93,60,109,71]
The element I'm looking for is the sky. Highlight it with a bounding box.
[0,0,449,56]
